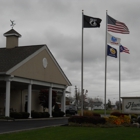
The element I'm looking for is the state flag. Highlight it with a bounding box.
[107,45,117,58]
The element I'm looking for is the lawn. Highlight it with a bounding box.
[0,126,140,140]
[93,109,114,114]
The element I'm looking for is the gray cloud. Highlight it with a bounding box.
[0,0,140,103]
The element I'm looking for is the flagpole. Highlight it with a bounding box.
[81,10,84,116]
[104,10,108,115]
[119,45,121,111]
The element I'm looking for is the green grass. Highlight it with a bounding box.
[93,109,117,114]
[0,126,140,140]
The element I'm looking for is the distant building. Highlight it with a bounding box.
[93,104,104,110]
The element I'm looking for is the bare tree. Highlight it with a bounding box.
[86,97,103,110]
[107,99,112,109]
[87,97,94,110]
[115,101,122,110]
[82,89,88,109]
[74,86,81,110]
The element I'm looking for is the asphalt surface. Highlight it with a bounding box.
[0,118,68,134]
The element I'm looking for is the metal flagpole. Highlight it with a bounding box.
[81,10,84,116]
[104,10,108,115]
[119,45,121,111]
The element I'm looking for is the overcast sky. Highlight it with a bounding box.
[0,0,140,104]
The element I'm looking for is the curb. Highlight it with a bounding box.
[0,117,69,122]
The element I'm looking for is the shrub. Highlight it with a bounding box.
[31,111,50,118]
[43,112,50,118]
[10,112,22,119]
[137,117,140,124]
[52,112,60,117]
[68,116,106,124]
[54,103,60,112]
[131,114,138,119]
[88,117,99,124]
[40,112,45,118]
[93,112,101,117]
[104,115,130,125]
[52,111,65,117]
[20,112,30,119]
[110,111,122,117]
[79,110,101,117]
[10,112,30,119]
[59,111,65,117]
[31,111,41,118]
[123,115,131,124]
[83,110,93,117]
[68,116,87,124]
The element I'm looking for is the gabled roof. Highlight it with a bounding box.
[0,45,45,72]
[0,44,71,85]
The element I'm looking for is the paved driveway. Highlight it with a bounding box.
[0,118,68,134]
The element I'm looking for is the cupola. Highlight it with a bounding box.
[3,29,21,48]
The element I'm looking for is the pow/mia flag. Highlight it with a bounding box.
[83,15,102,28]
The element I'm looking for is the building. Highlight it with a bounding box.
[0,28,72,118]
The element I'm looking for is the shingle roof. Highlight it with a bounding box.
[3,29,21,37]
[0,45,44,73]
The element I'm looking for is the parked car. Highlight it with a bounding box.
[66,105,77,115]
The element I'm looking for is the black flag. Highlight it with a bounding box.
[83,15,102,28]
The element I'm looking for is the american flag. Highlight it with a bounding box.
[107,15,130,34]
[120,45,130,54]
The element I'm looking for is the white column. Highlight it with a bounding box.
[5,80,11,117]
[49,86,52,117]
[61,89,66,114]
[61,94,63,111]
[28,84,32,118]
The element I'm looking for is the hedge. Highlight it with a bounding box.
[68,116,106,124]
[31,111,50,118]
[52,111,65,117]
[10,112,30,119]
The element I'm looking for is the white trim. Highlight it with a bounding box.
[4,33,21,37]
[6,45,71,86]
[0,75,67,89]
[0,75,14,81]
[9,76,66,89]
